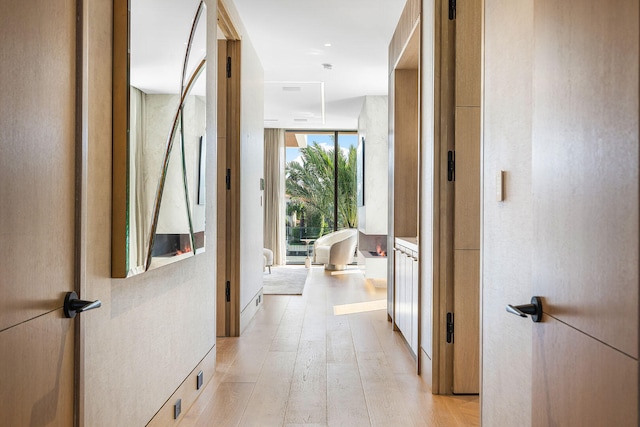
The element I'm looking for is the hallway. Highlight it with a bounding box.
[181,266,479,426]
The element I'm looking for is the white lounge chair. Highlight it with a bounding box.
[312,229,357,270]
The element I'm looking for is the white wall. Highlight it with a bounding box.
[220,0,265,322]
[481,0,534,424]
[81,1,218,425]
[357,95,389,235]
[239,35,265,318]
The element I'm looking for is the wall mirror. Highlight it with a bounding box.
[113,0,207,278]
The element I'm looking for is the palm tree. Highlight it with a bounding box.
[337,145,358,228]
[286,141,357,234]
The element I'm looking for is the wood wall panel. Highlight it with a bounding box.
[393,69,419,238]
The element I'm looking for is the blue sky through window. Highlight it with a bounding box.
[286,133,358,164]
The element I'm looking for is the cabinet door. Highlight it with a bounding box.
[394,248,402,330]
[399,250,407,334]
[411,253,419,353]
[402,250,411,344]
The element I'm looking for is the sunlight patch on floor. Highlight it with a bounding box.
[333,299,387,316]
[329,268,362,276]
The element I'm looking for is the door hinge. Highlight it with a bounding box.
[449,0,456,20]
[446,312,454,343]
[447,150,455,182]
[225,281,231,302]
[226,56,232,78]
[226,168,231,190]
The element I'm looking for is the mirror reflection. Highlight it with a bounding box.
[112,0,207,277]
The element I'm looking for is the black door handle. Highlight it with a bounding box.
[506,296,543,322]
[63,291,102,318]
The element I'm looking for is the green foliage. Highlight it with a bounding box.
[286,140,357,232]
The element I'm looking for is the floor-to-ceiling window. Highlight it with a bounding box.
[285,131,358,264]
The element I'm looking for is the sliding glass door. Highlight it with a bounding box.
[285,131,358,264]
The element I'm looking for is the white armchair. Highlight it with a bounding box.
[263,248,274,273]
[312,229,358,270]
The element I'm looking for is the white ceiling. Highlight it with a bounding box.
[131,0,207,95]
[232,0,406,130]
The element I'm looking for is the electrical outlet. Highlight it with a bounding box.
[197,370,203,390]
[174,399,181,419]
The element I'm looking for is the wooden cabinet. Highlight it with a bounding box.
[394,237,418,355]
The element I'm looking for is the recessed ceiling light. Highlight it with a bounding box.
[324,43,332,47]
[322,63,333,70]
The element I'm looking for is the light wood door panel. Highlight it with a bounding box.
[532,0,638,357]
[0,311,75,425]
[455,0,481,107]
[453,107,480,250]
[449,0,481,396]
[0,0,77,424]
[453,249,480,394]
[216,36,241,337]
[532,0,638,358]
[531,0,638,422]
[0,0,76,330]
[533,316,638,426]
[216,39,228,337]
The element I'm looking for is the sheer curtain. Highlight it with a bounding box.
[263,128,286,265]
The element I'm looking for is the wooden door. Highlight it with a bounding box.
[530,0,638,424]
[216,35,242,337]
[0,0,77,424]
[216,39,229,337]
[452,0,481,394]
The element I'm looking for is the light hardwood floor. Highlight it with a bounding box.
[180,266,479,427]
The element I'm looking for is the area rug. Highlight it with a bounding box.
[263,266,309,295]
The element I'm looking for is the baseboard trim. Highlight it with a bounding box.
[240,287,264,334]
[147,345,216,426]
[420,347,433,393]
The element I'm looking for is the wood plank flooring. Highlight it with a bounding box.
[180,266,479,427]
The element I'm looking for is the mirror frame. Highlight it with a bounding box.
[112,0,130,278]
